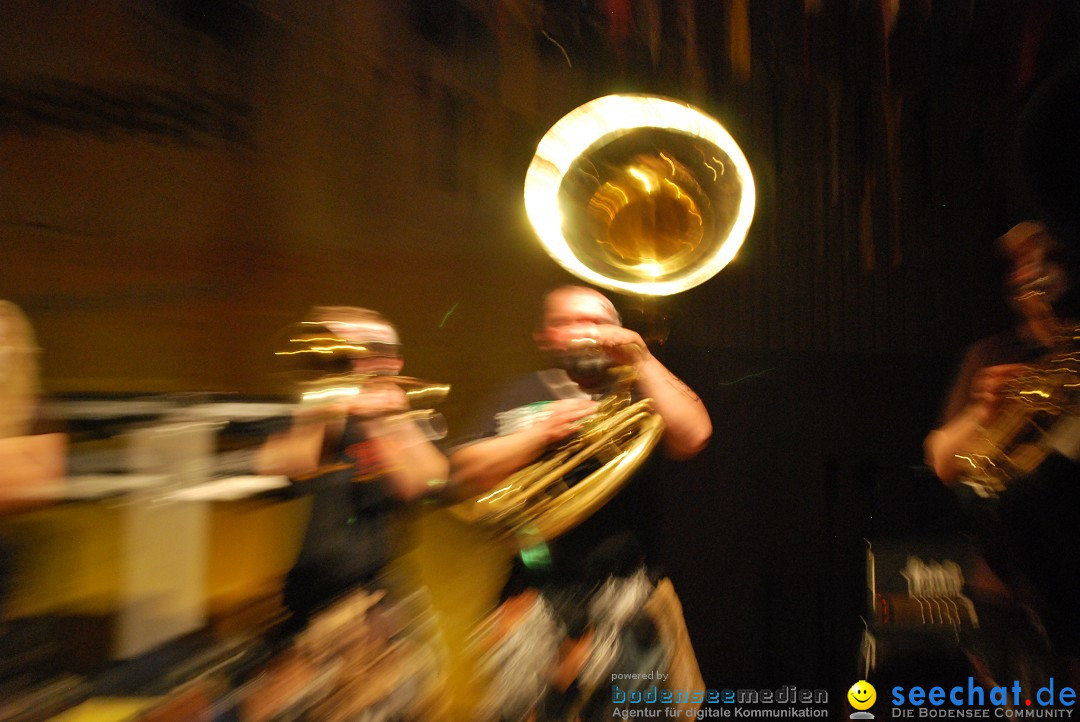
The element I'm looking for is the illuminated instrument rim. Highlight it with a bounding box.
[524,94,756,297]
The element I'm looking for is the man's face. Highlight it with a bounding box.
[349,353,403,377]
[325,320,403,376]
[1006,232,1069,306]
[535,288,619,379]
[537,288,619,346]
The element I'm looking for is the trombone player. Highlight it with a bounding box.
[452,284,711,720]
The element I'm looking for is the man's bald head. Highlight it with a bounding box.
[540,285,620,330]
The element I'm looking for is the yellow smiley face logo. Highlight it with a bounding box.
[848,680,876,710]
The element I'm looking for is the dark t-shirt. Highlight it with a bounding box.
[458,371,658,598]
[283,418,397,618]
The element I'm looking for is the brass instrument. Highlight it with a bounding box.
[959,360,1078,496]
[522,94,755,297]
[454,95,755,542]
[453,367,665,542]
[275,322,449,439]
[957,287,1080,496]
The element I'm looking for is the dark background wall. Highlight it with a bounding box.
[3,0,1078,703]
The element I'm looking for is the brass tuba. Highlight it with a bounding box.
[453,95,755,543]
[453,365,666,543]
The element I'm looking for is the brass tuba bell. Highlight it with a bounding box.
[453,95,754,543]
[524,94,755,296]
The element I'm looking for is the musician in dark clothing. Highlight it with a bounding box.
[252,306,450,720]
[452,285,711,721]
[924,222,1080,665]
[257,306,448,618]
[927,222,1077,478]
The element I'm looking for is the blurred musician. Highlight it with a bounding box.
[924,222,1080,676]
[257,305,447,615]
[925,222,1077,483]
[251,306,449,720]
[451,285,711,721]
[0,300,65,693]
[0,300,65,516]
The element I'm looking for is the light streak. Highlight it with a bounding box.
[541,30,572,67]
[439,302,459,329]
[716,368,775,386]
[627,167,653,193]
[660,152,676,176]
[276,344,363,355]
[302,386,360,402]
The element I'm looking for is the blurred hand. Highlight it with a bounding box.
[550,323,651,366]
[536,398,599,445]
[347,381,409,419]
[294,381,409,426]
[970,363,1026,425]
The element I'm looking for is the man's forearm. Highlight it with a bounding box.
[364,417,449,501]
[634,356,712,460]
[0,433,66,514]
[924,409,981,484]
[255,423,327,478]
[450,428,549,498]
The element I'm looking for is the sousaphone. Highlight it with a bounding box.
[454,94,755,544]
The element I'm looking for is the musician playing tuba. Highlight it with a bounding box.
[451,285,711,720]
